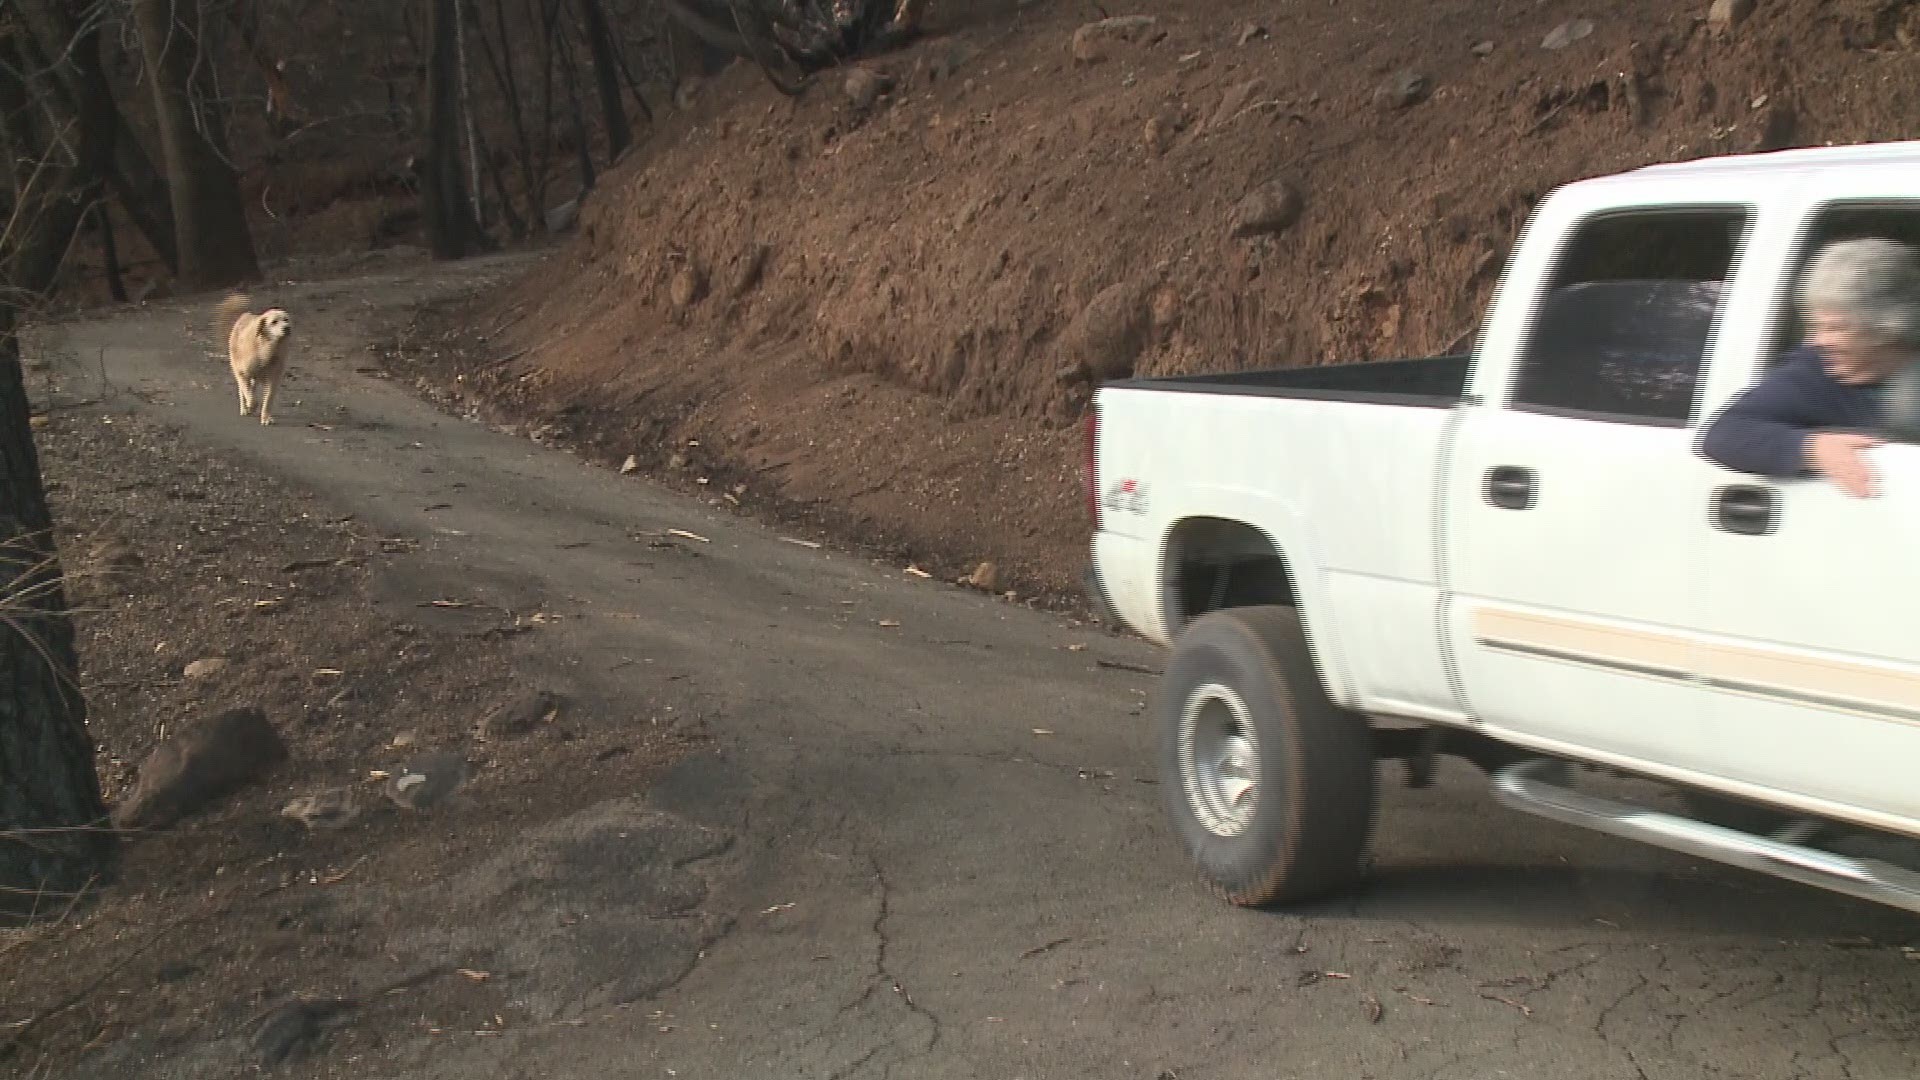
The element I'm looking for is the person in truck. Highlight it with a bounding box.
[1699,237,1920,498]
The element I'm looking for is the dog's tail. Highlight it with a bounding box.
[211,291,252,348]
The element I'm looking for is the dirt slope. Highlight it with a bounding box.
[410,0,1920,602]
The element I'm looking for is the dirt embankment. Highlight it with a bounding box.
[400,0,1920,602]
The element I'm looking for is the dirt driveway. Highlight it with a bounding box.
[26,252,1920,1080]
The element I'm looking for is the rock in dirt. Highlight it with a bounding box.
[1374,69,1432,111]
[967,562,1001,592]
[731,243,772,298]
[1471,40,1496,57]
[1064,281,1150,381]
[545,197,582,235]
[281,787,360,830]
[1143,111,1182,155]
[1071,15,1160,64]
[673,76,703,111]
[1541,18,1594,50]
[1747,102,1799,152]
[621,454,640,474]
[844,66,894,109]
[1708,0,1754,36]
[921,39,979,84]
[183,657,230,681]
[113,707,288,830]
[669,265,708,310]
[1237,23,1268,46]
[477,689,565,741]
[1229,181,1304,239]
[385,751,468,811]
[1149,284,1182,332]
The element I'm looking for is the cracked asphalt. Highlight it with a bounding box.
[36,254,1920,1079]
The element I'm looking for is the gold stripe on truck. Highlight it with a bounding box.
[1473,607,1920,726]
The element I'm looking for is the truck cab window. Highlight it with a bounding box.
[1511,209,1751,425]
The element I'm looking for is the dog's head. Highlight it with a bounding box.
[258,309,291,343]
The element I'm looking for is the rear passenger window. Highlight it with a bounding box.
[1765,201,1920,365]
[1512,208,1752,425]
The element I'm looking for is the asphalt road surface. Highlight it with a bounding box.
[39,253,1920,1080]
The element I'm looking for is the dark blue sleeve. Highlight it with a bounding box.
[1698,367,1818,479]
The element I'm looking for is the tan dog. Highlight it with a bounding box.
[212,292,292,425]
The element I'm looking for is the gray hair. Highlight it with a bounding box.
[1799,237,1920,349]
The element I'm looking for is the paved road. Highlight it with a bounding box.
[40,255,1920,1080]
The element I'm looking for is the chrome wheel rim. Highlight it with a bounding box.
[1178,682,1260,837]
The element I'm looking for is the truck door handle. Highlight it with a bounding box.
[1713,485,1779,536]
[1485,466,1537,510]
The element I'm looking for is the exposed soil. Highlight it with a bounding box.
[0,309,706,1078]
[394,0,1920,604]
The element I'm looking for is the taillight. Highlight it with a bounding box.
[1082,403,1100,529]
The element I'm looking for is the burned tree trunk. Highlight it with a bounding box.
[0,35,87,300]
[17,0,181,275]
[661,0,922,82]
[65,13,180,277]
[575,0,631,160]
[0,315,112,919]
[131,0,260,290]
[422,0,487,258]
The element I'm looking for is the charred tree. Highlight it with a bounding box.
[421,0,487,258]
[660,0,923,88]
[131,0,260,290]
[0,28,113,913]
[555,21,594,193]
[0,33,87,300]
[0,313,110,920]
[575,0,631,159]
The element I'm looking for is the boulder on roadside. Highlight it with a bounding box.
[845,66,894,109]
[967,562,1001,592]
[669,265,708,311]
[1374,69,1432,111]
[1708,0,1754,37]
[385,751,469,811]
[1143,112,1180,156]
[1541,18,1594,50]
[183,657,230,682]
[1063,280,1150,381]
[476,689,566,742]
[1071,15,1160,64]
[1229,182,1304,238]
[113,707,288,831]
[281,787,360,830]
[545,197,582,235]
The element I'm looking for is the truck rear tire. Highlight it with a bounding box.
[1156,605,1377,906]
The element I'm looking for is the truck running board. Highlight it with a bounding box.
[1492,758,1920,915]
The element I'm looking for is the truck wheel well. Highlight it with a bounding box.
[1163,518,1298,633]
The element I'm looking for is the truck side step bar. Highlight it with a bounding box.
[1492,758,1920,915]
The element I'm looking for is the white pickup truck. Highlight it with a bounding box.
[1084,140,1920,914]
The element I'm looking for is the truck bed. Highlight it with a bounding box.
[1106,354,1471,407]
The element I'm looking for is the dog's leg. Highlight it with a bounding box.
[233,369,254,416]
[256,376,276,425]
